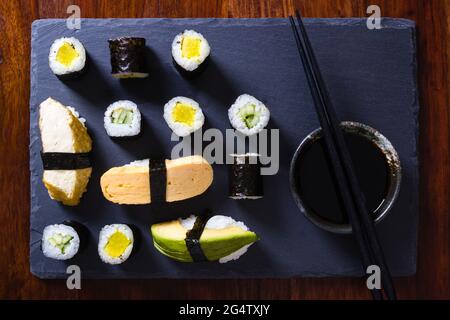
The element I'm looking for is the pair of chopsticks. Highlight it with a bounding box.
[289,10,396,300]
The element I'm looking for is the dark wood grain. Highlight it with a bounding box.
[0,0,448,300]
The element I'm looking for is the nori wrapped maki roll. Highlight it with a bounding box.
[49,37,87,80]
[103,100,141,138]
[41,221,88,260]
[98,224,135,265]
[108,37,148,78]
[171,30,210,77]
[229,153,263,199]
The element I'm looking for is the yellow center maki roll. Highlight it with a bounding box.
[172,30,210,72]
[49,37,86,77]
[56,42,79,66]
[98,224,134,265]
[172,102,196,126]
[163,97,205,137]
[181,36,201,59]
[104,231,131,258]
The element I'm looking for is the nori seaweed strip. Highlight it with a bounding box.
[108,37,148,76]
[185,211,211,262]
[229,154,263,199]
[41,152,91,170]
[149,159,166,203]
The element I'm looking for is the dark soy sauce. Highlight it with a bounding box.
[296,132,389,224]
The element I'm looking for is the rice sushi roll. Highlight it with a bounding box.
[49,37,86,79]
[172,30,210,76]
[39,97,92,206]
[42,222,85,260]
[98,224,134,265]
[108,37,148,78]
[104,100,141,138]
[151,214,259,263]
[229,153,263,200]
[163,96,204,137]
[228,94,270,136]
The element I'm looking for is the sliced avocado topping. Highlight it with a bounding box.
[111,108,134,125]
[151,220,259,262]
[48,232,74,254]
[237,104,260,129]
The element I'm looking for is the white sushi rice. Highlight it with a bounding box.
[172,30,210,71]
[98,224,134,265]
[42,224,80,260]
[219,244,253,264]
[104,100,141,137]
[49,37,86,75]
[228,94,270,136]
[125,159,149,167]
[179,215,252,263]
[180,215,249,231]
[163,96,205,137]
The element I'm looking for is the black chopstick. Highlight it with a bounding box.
[288,15,382,301]
[293,10,397,300]
[289,11,396,300]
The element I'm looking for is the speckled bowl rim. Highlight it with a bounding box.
[289,121,402,234]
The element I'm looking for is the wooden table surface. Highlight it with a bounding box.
[0,0,449,300]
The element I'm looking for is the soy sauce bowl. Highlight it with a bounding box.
[289,121,402,234]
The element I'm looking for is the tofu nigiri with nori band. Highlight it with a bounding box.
[39,97,92,206]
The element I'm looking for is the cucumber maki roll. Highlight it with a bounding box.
[104,100,141,137]
[98,224,134,265]
[228,94,270,136]
[172,30,210,76]
[49,37,87,79]
[42,222,86,260]
[108,37,148,78]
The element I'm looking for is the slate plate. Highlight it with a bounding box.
[29,18,419,279]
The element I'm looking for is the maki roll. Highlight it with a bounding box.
[172,30,210,76]
[104,100,141,138]
[49,37,86,79]
[151,214,259,263]
[42,222,86,260]
[108,37,148,78]
[228,94,270,136]
[98,224,134,265]
[229,153,263,200]
[163,96,205,137]
[39,97,92,206]
[100,155,213,205]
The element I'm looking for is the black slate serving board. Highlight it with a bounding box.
[30,18,419,279]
